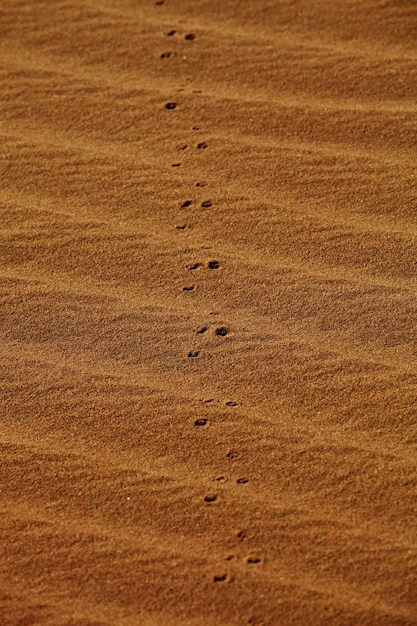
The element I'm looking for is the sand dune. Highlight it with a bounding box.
[1,1,417,624]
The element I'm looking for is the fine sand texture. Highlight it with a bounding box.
[2,1,417,624]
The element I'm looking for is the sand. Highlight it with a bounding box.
[1,1,417,624]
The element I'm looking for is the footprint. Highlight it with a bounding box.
[226,401,237,407]
[176,225,187,230]
[248,617,264,626]
[160,51,172,58]
[201,200,212,208]
[165,102,177,109]
[213,574,227,582]
[215,326,228,336]
[204,494,217,503]
[188,263,201,270]
[197,141,208,149]
[247,556,262,564]
[188,350,200,358]
[155,0,164,4]
[185,33,196,40]
[194,418,208,426]
[208,260,220,269]
[237,530,247,540]
[237,478,249,484]
[226,450,238,459]
[196,326,208,334]
[183,286,195,291]
[166,30,176,36]
[171,163,181,167]
[215,476,225,482]
[181,200,192,208]
[196,181,207,187]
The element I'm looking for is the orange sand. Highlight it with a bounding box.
[1,1,417,624]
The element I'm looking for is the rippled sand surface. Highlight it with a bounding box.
[2,1,417,624]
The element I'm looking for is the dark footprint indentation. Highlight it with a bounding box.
[188,263,201,270]
[160,51,172,58]
[176,225,187,230]
[188,350,200,358]
[171,163,181,167]
[226,401,237,407]
[196,181,207,187]
[201,200,212,208]
[204,398,214,403]
[194,418,208,426]
[247,557,262,564]
[165,102,177,110]
[204,494,217,503]
[197,141,208,149]
[155,0,164,4]
[237,530,247,540]
[226,555,234,561]
[208,260,220,269]
[237,478,249,484]
[181,200,192,208]
[167,30,176,36]
[213,574,227,582]
[197,326,208,334]
[183,286,195,291]
[215,476,225,482]
[185,33,196,40]
[227,450,238,459]
[215,327,228,336]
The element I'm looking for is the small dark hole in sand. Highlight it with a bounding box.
[226,401,237,407]
[247,557,261,564]
[213,574,227,582]
[183,286,195,291]
[215,327,228,336]
[237,478,249,484]
[204,494,217,503]
[181,200,192,208]
[188,263,201,270]
[201,200,212,208]
[160,51,172,58]
[194,418,207,426]
[167,30,176,36]
[185,33,196,40]
[197,326,208,334]
[165,102,177,110]
[197,142,208,149]
[176,225,187,230]
[188,350,199,358]
[208,260,220,269]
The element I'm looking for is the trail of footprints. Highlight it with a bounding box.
[156,11,261,609]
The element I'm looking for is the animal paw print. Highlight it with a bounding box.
[215,326,228,336]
